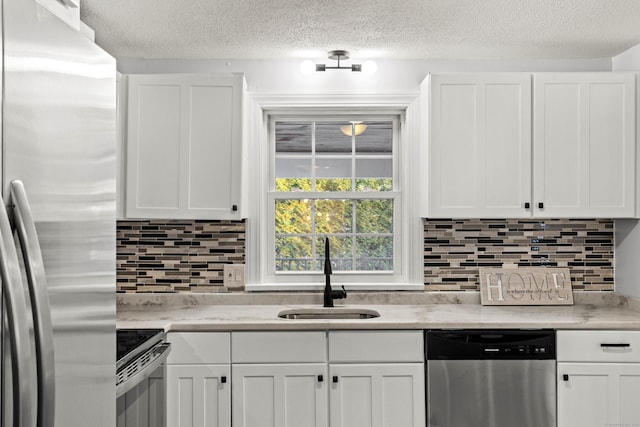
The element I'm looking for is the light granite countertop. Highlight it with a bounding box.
[117,291,640,331]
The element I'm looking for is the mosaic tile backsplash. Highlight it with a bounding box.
[117,220,245,293]
[116,218,614,293]
[424,219,613,291]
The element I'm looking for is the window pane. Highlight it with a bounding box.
[316,158,352,192]
[355,178,392,192]
[276,157,312,178]
[276,178,312,192]
[320,236,353,271]
[276,122,312,153]
[316,122,352,153]
[315,200,352,234]
[316,158,351,177]
[356,236,393,270]
[317,178,352,192]
[356,158,392,178]
[275,199,312,234]
[355,121,393,154]
[356,199,393,233]
[275,236,314,271]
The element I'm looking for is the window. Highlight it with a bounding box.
[268,116,400,281]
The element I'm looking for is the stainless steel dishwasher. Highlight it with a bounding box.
[426,329,556,427]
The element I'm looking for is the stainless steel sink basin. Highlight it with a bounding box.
[277,307,381,320]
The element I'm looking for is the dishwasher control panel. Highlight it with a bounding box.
[427,329,556,360]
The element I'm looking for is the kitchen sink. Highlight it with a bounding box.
[277,307,381,320]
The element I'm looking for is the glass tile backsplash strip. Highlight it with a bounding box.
[117,219,245,293]
[116,218,613,293]
[423,218,613,291]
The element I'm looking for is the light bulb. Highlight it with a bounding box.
[362,60,377,76]
[300,60,316,75]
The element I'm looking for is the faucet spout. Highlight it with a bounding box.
[323,237,346,307]
[324,237,332,275]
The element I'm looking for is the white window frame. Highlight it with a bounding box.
[268,115,400,279]
[244,93,423,291]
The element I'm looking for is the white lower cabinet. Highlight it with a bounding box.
[230,330,425,427]
[557,363,640,427]
[166,364,230,427]
[328,331,425,427]
[557,330,640,427]
[231,331,328,427]
[329,363,425,427]
[232,363,329,427]
[165,332,231,427]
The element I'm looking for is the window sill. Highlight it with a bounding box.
[245,283,425,292]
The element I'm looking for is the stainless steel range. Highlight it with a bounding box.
[116,329,171,398]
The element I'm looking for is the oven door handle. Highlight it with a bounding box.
[116,342,172,398]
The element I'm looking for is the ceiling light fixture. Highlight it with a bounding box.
[300,50,377,76]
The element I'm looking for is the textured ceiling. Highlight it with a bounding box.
[80,0,640,60]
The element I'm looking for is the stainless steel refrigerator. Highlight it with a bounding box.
[0,0,116,426]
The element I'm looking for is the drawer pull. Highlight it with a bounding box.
[600,343,631,348]
[221,376,227,384]
[563,374,569,381]
[317,375,323,382]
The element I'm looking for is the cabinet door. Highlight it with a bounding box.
[126,74,243,219]
[557,362,640,427]
[329,363,425,427]
[166,364,230,427]
[116,366,165,427]
[533,73,636,217]
[232,363,328,427]
[429,73,532,218]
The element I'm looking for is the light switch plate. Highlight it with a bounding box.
[223,264,245,288]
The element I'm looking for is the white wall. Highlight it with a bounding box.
[612,43,640,298]
[615,220,640,298]
[117,57,611,93]
[612,43,640,71]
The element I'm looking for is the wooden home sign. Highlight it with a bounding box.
[479,267,574,306]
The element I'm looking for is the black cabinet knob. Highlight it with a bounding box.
[332,376,338,383]
[524,202,530,209]
[221,376,227,384]
[562,374,569,381]
[538,202,544,209]
[232,205,238,212]
[317,375,323,382]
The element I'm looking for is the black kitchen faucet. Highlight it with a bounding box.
[323,237,347,307]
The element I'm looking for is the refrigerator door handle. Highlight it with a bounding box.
[9,180,55,427]
[0,190,36,427]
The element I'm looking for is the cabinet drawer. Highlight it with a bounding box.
[232,331,326,363]
[166,332,230,364]
[557,330,640,362]
[329,331,423,363]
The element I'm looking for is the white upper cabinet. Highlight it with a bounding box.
[425,72,636,218]
[126,73,244,219]
[533,73,636,217]
[428,73,532,218]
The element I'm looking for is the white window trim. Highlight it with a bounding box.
[244,92,423,291]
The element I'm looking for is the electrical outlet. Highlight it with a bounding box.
[223,264,245,288]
